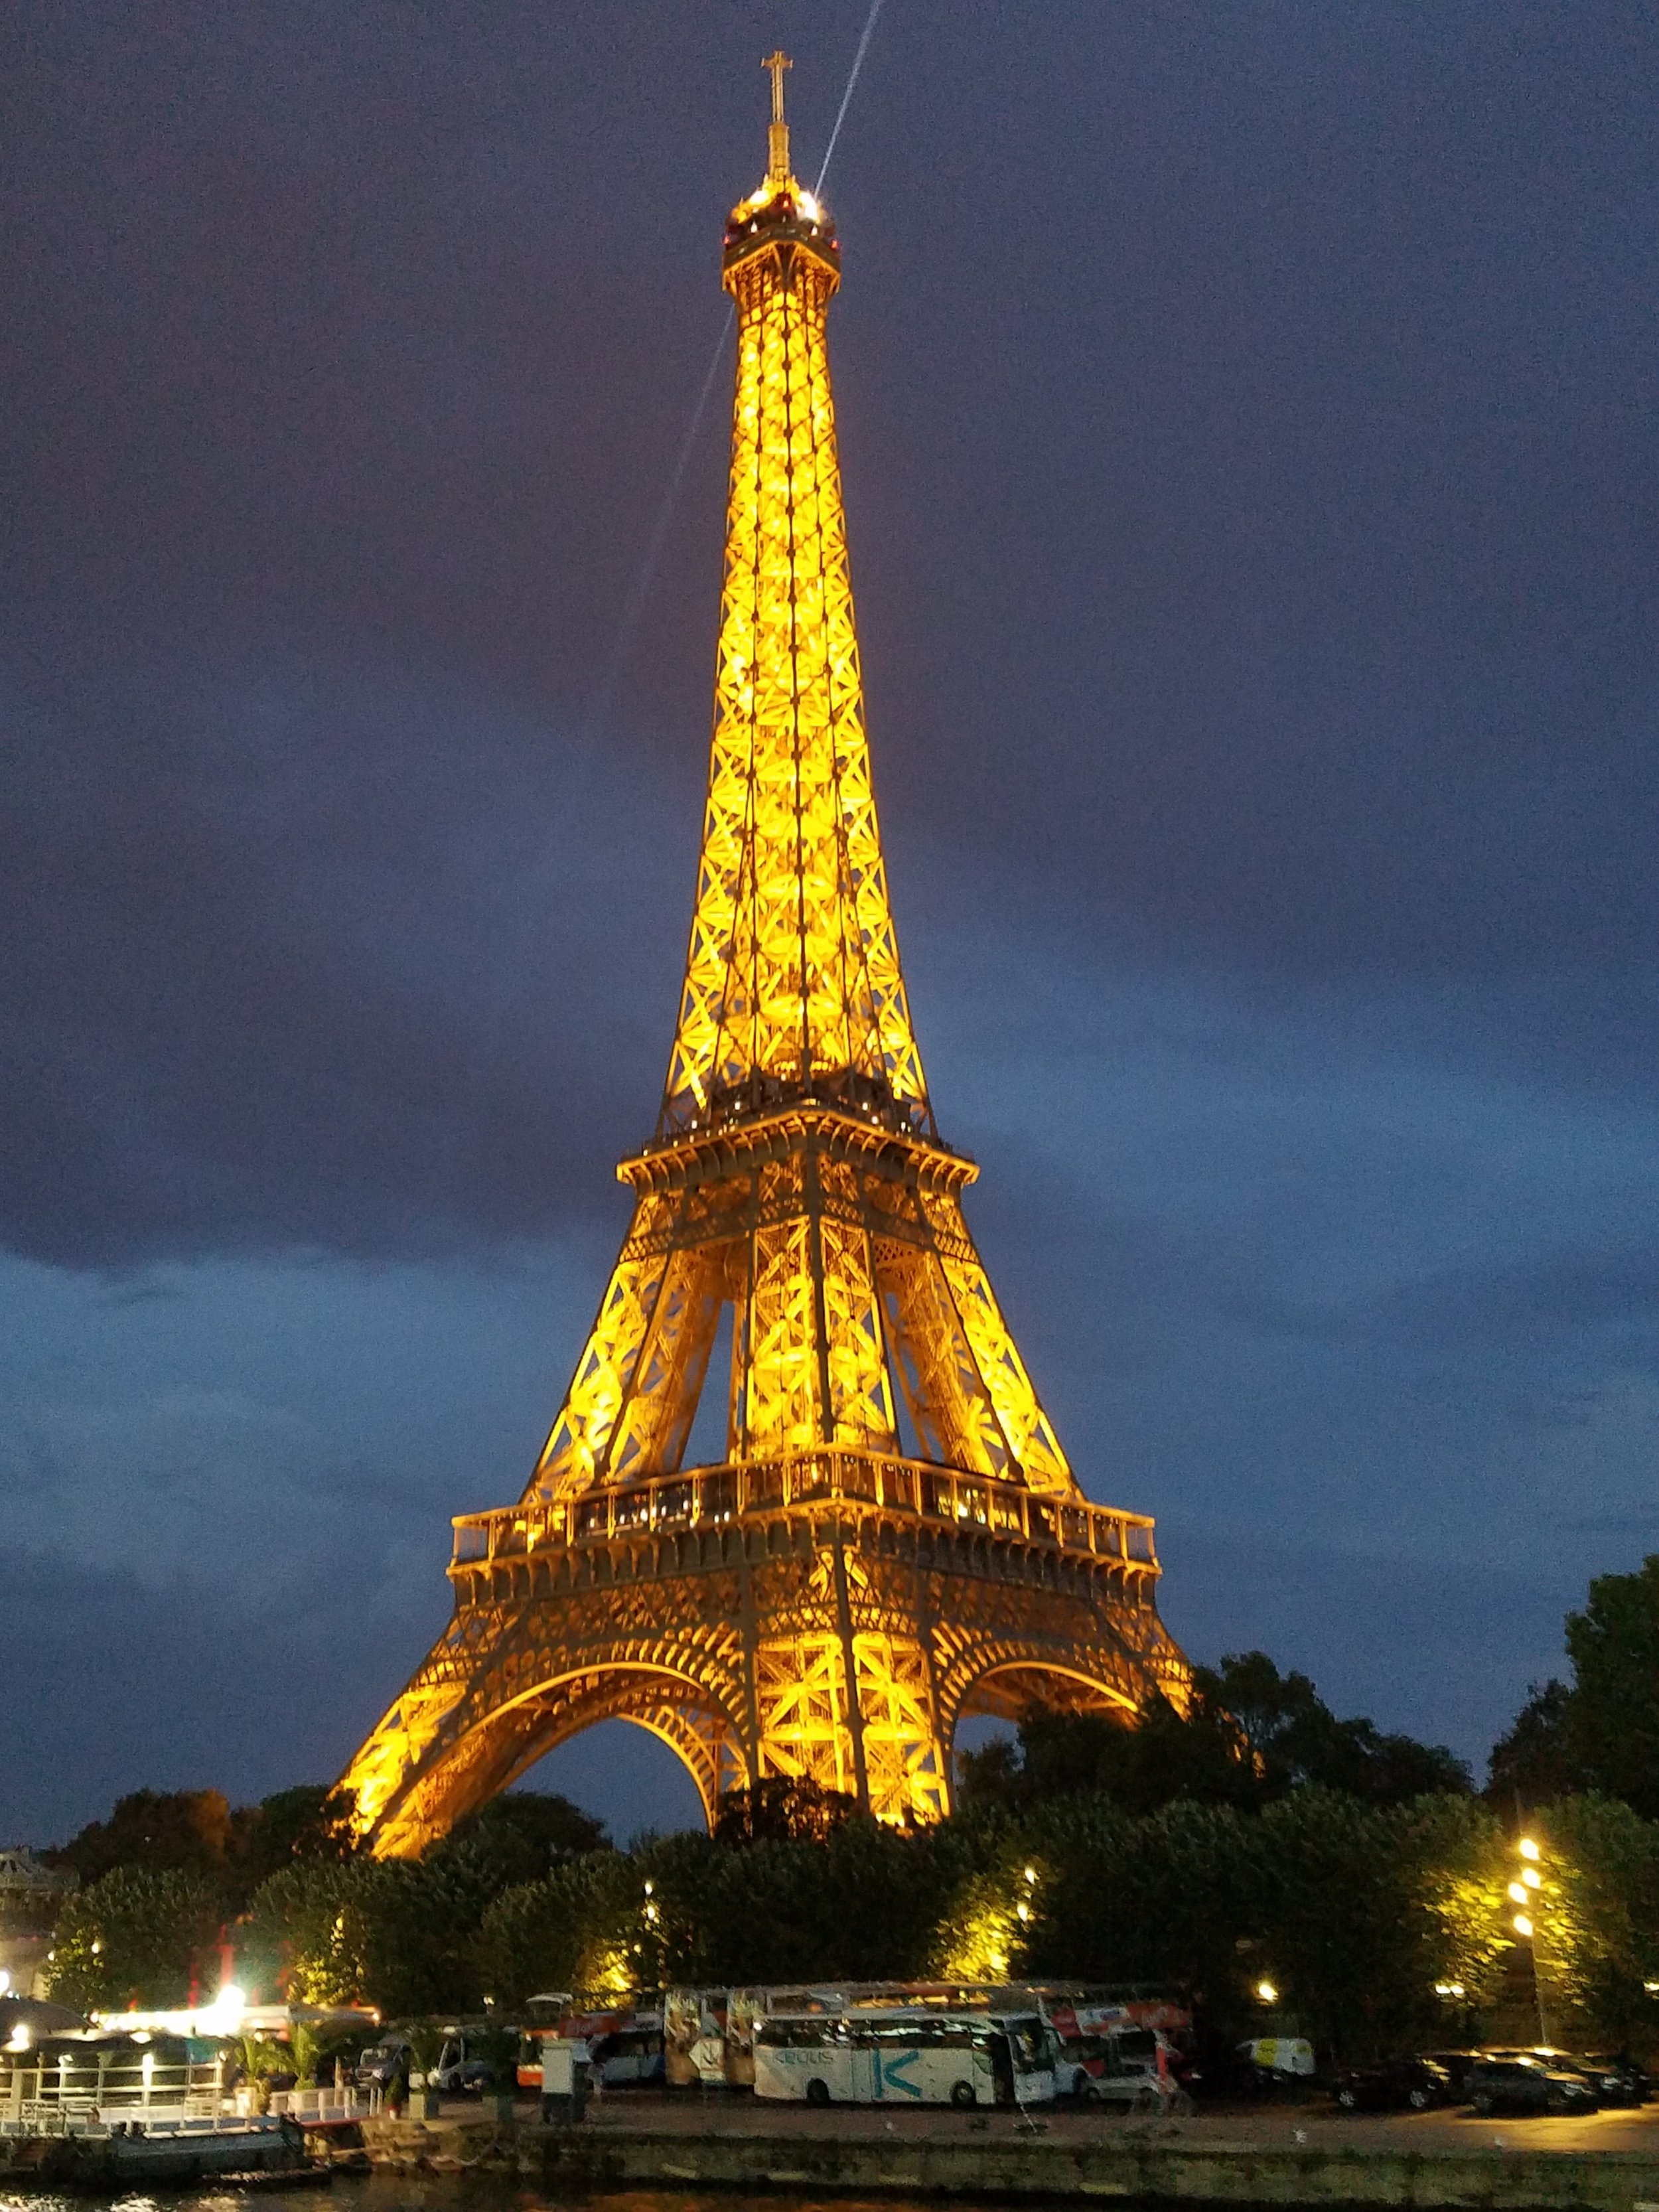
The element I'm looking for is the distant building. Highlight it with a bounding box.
[0,1846,74,1999]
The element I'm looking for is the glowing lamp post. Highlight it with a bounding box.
[1508,1835,1549,2046]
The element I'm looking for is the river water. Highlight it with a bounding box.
[0,2184,914,2212]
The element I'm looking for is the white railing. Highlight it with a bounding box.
[268,2088,378,2123]
[0,2109,289,2140]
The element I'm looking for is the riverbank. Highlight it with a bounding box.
[351,2095,1659,2209]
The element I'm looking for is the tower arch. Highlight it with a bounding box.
[356,1659,750,1856]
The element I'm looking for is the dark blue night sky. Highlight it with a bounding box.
[3,0,1657,1842]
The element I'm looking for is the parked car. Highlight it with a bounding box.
[1486,2048,1646,2108]
[1579,2053,1648,2107]
[1333,2057,1454,2113]
[358,2031,491,2096]
[1466,2055,1598,2116]
[1477,2047,1633,2109]
[1419,2050,1485,2098]
[357,2037,412,2091]
[1058,2029,1184,2112]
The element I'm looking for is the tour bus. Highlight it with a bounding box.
[753,2007,1058,2108]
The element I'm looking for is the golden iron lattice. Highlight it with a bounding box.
[342,65,1188,1855]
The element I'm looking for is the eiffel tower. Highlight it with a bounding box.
[343,58,1189,1854]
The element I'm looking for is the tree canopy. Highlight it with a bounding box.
[1488,1556,1659,1817]
[960,1653,1470,1815]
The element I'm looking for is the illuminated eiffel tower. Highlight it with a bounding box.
[344,58,1189,1853]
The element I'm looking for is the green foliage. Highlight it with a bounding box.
[47,1790,234,1888]
[398,2021,449,2079]
[289,2020,323,2087]
[476,1819,970,2003]
[467,2022,523,2091]
[229,1785,361,1900]
[1001,1789,1511,2061]
[1018,1795,1262,2030]
[960,1655,1469,1816]
[246,1846,505,2016]
[233,2031,292,2083]
[76,1771,1647,2063]
[242,1859,369,2008]
[1407,1793,1513,2018]
[1255,1791,1508,2061]
[713,1777,857,1844]
[1533,1795,1659,2045]
[475,1851,643,2008]
[1488,1680,1586,1806]
[1566,1560,1659,1820]
[439,1791,607,1889]
[44,1781,366,1933]
[45,1866,222,2011]
[695,1816,976,1985]
[1488,1559,1659,1820]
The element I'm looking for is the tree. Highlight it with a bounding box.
[1487,1680,1586,1806]
[959,1655,1469,1815]
[960,1693,1254,1814]
[475,1852,642,2008]
[1532,1795,1659,2045]
[244,1844,506,2015]
[713,1777,857,1846]
[46,1866,222,2012]
[1017,1794,1265,2028]
[434,1791,607,1890]
[1566,1559,1659,1819]
[242,1860,374,2008]
[47,1790,233,1887]
[1407,1793,1513,2028]
[1209,1655,1469,1804]
[1255,1791,1506,2062]
[227,1785,361,1905]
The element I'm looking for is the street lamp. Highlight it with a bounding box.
[1255,1980,1278,2006]
[1512,1834,1549,2047]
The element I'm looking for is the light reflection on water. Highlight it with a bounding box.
[0,2189,924,2212]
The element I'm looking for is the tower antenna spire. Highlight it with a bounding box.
[762,48,792,182]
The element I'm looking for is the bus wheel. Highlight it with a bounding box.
[950,2081,977,2108]
[805,2079,831,2107]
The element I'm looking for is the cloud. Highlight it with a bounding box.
[0,652,688,1266]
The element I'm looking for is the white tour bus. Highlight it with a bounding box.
[753,2007,1057,2108]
